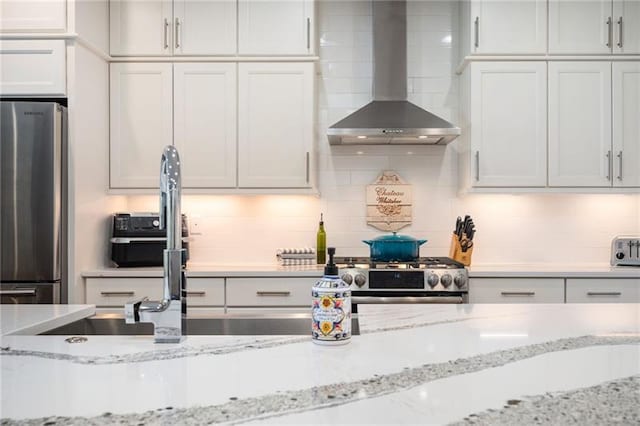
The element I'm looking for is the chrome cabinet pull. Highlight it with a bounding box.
[256,291,291,296]
[101,291,135,297]
[606,151,612,181]
[617,16,623,48]
[474,17,479,48]
[617,151,623,181]
[475,151,480,181]
[587,291,621,296]
[306,17,311,50]
[164,18,169,49]
[500,291,535,297]
[175,18,181,49]
[186,291,206,297]
[305,152,310,183]
[606,16,612,48]
[0,289,37,296]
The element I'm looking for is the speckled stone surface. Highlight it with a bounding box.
[2,335,637,425]
[0,314,493,365]
[452,375,640,425]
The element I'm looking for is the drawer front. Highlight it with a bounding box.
[469,278,564,303]
[566,278,640,303]
[86,278,163,307]
[226,277,317,307]
[0,40,66,95]
[185,278,224,306]
[86,277,224,307]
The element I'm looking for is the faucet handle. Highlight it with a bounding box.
[124,296,149,324]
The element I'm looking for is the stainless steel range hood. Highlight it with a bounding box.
[327,1,460,146]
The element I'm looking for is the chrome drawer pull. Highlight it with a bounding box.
[500,291,535,296]
[256,291,291,296]
[0,289,37,296]
[101,291,135,297]
[587,292,622,296]
[186,291,206,297]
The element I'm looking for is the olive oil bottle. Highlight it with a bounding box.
[316,213,326,264]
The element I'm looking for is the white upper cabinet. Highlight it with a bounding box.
[613,0,640,54]
[469,0,547,54]
[0,40,66,96]
[549,0,613,54]
[238,62,314,188]
[549,62,612,187]
[613,62,640,187]
[0,0,66,32]
[470,62,547,187]
[110,0,173,56]
[110,63,173,188]
[174,63,237,188]
[238,0,315,55]
[173,0,237,55]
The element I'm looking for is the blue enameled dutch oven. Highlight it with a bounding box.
[363,232,428,262]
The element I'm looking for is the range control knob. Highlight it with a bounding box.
[454,274,467,288]
[616,252,625,260]
[440,273,453,288]
[341,273,353,285]
[427,273,440,288]
[354,273,367,288]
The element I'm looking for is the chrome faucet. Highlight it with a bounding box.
[124,146,186,343]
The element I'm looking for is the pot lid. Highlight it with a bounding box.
[365,232,427,244]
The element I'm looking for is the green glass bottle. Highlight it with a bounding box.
[316,213,326,264]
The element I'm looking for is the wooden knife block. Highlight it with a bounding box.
[449,233,473,266]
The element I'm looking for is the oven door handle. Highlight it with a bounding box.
[0,288,37,296]
[352,296,465,304]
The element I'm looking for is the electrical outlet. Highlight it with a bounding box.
[190,217,203,235]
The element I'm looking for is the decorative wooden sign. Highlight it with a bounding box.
[366,171,412,232]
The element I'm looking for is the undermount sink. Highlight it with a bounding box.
[41,314,360,336]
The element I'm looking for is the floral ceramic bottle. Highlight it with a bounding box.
[312,247,351,345]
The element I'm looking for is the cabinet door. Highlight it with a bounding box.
[173,0,236,55]
[174,63,237,188]
[613,0,640,54]
[110,0,172,56]
[566,278,640,303]
[613,62,640,187]
[470,62,547,187]
[226,277,318,306]
[471,0,546,54]
[469,278,565,303]
[110,63,173,188]
[238,0,314,55]
[238,62,314,188]
[549,62,612,187]
[549,0,612,54]
[0,0,66,32]
[0,40,66,96]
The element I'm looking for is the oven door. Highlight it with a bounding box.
[0,282,60,304]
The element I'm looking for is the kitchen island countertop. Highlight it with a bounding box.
[0,304,95,336]
[1,303,638,424]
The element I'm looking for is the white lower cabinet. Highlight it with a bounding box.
[0,40,66,96]
[469,278,565,303]
[566,278,640,303]
[85,277,225,308]
[226,277,317,307]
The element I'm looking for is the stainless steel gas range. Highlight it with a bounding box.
[335,257,469,308]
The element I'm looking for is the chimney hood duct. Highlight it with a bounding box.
[327,1,460,145]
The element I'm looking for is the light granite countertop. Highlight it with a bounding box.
[0,304,96,336]
[0,304,639,424]
[82,263,640,278]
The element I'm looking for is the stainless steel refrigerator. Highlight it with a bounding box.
[1,101,67,304]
